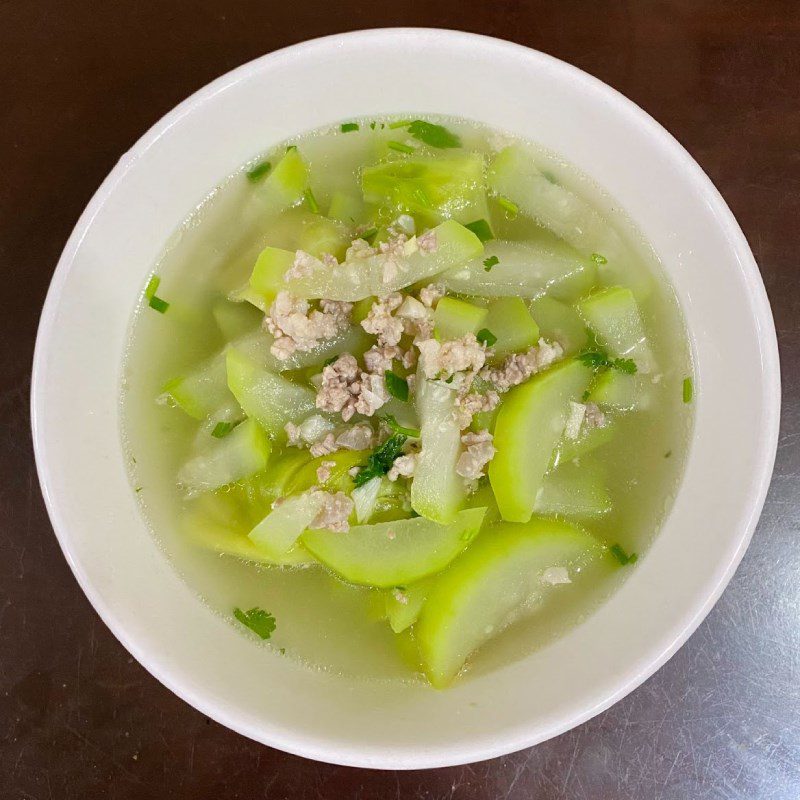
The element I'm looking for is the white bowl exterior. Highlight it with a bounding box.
[32,29,780,768]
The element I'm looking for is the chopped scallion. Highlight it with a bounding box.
[477,328,497,347]
[285,144,297,152]
[388,119,414,129]
[497,196,519,219]
[211,420,239,439]
[148,296,170,314]
[465,219,494,242]
[360,227,378,243]
[406,120,462,149]
[303,187,319,214]
[609,544,638,566]
[144,275,160,300]
[246,159,272,183]
[385,370,409,402]
[683,376,693,403]
[387,140,415,154]
[340,122,359,133]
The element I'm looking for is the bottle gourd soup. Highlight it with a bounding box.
[122,116,692,688]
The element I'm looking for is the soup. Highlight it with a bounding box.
[122,116,692,688]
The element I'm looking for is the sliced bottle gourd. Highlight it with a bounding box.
[534,460,612,518]
[297,216,351,261]
[528,295,589,356]
[285,449,368,495]
[301,507,486,588]
[327,191,369,226]
[411,371,467,524]
[489,146,625,260]
[441,240,596,302]
[433,297,488,340]
[246,247,295,310]
[248,491,326,561]
[284,219,484,301]
[177,418,271,494]
[361,154,489,227]
[212,298,262,341]
[576,286,654,373]
[226,348,316,438]
[587,368,649,411]
[384,579,432,633]
[551,419,615,469]
[483,297,540,357]
[416,517,604,687]
[489,359,592,522]
[184,493,314,567]
[253,146,309,212]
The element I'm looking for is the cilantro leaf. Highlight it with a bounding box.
[353,434,407,487]
[483,255,499,271]
[406,120,461,149]
[578,350,611,369]
[384,370,409,401]
[613,357,638,374]
[234,607,276,639]
[384,414,420,438]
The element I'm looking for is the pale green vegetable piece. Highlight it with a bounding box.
[411,373,467,523]
[255,147,309,211]
[576,286,654,372]
[183,505,315,567]
[588,369,648,411]
[284,219,483,301]
[534,461,612,517]
[327,191,369,225]
[161,355,232,420]
[489,359,591,522]
[226,348,316,438]
[248,491,326,560]
[551,421,615,469]
[248,246,295,308]
[177,418,271,494]
[484,297,540,357]
[212,299,262,341]
[434,297,488,340]
[384,579,431,633]
[489,146,624,260]
[441,240,596,302]
[286,449,368,495]
[297,216,351,261]
[301,507,486,588]
[361,154,488,227]
[528,295,589,356]
[416,517,604,687]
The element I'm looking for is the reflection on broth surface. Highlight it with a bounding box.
[122,116,692,687]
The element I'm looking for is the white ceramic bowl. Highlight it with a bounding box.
[32,29,780,769]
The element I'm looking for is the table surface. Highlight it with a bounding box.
[2,2,799,798]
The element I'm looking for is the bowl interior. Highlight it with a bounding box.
[32,29,779,768]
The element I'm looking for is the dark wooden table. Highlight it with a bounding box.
[2,2,798,798]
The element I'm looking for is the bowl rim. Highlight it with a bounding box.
[31,27,781,768]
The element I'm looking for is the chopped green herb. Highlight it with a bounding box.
[279,647,286,655]
[388,119,414,129]
[369,121,377,130]
[134,486,143,493]
[541,170,558,184]
[483,255,500,271]
[683,376,693,403]
[384,414,420,438]
[246,159,272,183]
[360,227,378,243]
[233,607,276,639]
[211,420,239,439]
[477,328,497,347]
[353,434,407,487]
[581,389,591,402]
[303,187,319,214]
[144,275,160,300]
[444,375,455,384]
[406,120,462,149]
[464,219,494,242]
[578,350,610,369]
[578,349,637,374]
[323,355,338,367]
[613,358,638,375]
[285,144,298,152]
[340,122,359,133]
[148,296,170,314]
[609,544,638,566]
[387,140,415,154]
[497,196,519,219]
[664,450,672,458]
[591,252,608,265]
[385,370,409,402]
